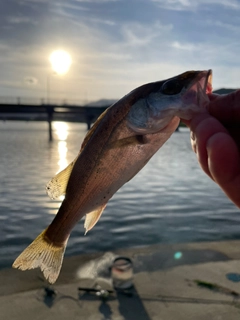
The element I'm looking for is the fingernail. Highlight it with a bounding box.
[190,131,195,141]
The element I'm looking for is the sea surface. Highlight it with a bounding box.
[0,121,239,269]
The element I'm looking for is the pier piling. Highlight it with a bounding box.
[47,106,54,142]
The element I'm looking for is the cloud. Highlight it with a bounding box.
[20,0,119,3]
[7,16,38,25]
[206,19,240,33]
[121,21,173,46]
[0,0,240,101]
[74,0,118,2]
[88,17,116,26]
[212,66,240,89]
[151,0,240,11]
[172,41,197,51]
[18,0,49,5]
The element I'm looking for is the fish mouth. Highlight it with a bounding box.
[206,69,212,94]
[179,69,213,107]
[178,69,213,95]
[195,69,212,95]
[173,69,213,119]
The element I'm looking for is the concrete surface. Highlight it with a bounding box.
[1,240,240,319]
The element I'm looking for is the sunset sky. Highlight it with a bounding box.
[1,0,240,103]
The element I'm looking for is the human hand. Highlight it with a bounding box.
[182,90,240,208]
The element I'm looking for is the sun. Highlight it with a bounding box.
[49,50,72,75]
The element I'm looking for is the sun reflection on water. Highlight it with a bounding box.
[53,122,69,206]
[57,141,68,173]
[53,121,69,142]
[53,122,69,172]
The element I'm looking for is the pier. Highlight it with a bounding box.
[0,97,110,141]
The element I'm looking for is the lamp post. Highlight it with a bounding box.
[46,73,51,105]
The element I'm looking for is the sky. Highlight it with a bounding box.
[1,0,240,104]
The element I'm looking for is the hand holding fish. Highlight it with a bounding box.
[182,90,240,208]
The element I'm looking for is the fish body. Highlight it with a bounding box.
[13,70,212,283]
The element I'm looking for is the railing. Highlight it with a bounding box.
[0,96,88,106]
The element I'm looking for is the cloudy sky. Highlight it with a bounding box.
[1,0,240,103]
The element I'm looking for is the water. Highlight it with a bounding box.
[0,121,239,270]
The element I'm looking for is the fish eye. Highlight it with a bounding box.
[161,79,183,95]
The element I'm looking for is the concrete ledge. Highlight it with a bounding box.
[1,240,240,319]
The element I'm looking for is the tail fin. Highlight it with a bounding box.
[12,229,68,284]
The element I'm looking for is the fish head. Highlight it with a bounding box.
[127,69,212,133]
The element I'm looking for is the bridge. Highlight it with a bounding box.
[0,97,111,141]
[0,89,235,141]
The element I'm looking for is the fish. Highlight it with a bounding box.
[12,70,213,283]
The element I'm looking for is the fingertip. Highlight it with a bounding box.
[206,132,240,185]
[208,93,220,101]
[206,132,240,207]
[189,115,228,177]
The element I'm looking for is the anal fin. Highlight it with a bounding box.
[84,204,107,235]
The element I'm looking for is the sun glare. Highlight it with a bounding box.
[53,121,69,172]
[50,121,69,208]
[53,121,69,141]
[49,50,72,75]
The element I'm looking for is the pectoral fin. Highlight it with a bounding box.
[107,135,147,150]
[46,157,77,199]
[84,204,107,235]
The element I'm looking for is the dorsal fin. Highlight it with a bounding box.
[46,108,111,200]
[46,157,77,199]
